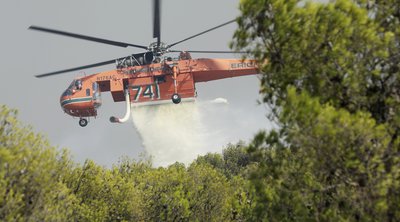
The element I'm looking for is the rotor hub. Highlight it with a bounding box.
[148,42,168,56]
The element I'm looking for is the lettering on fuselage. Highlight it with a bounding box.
[231,62,256,69]
[96,75,115,81]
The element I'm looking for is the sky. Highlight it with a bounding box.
[0,0,271,167]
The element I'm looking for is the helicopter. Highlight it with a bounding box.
[29,0,258,127]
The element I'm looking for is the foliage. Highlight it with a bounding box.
[0,105,255,221]
[247,89,395,221]
[0,105,78,221]
[233,0,398,124]
[195,141,253,178]
[232,0,400,221]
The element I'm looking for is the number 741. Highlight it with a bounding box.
[130,84,160,101]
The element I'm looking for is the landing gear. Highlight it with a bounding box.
[171,65,181,105]
[171,93,181,104]
[79,118,88,127]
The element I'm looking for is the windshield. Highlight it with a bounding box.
[62,80,76,97]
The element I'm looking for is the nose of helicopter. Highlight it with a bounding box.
[59,93,93,117]
[60,94,72,114]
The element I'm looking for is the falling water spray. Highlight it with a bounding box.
[131,99,231,167]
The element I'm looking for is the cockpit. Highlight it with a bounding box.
[62,79,83,97]
[60,79,102,119]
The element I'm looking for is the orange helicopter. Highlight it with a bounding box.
[30,0,258,127]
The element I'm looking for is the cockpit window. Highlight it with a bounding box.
[75,80,82,90]
[62,79,83,97]
[62,90,71,97]
[62,81,74,97]
[68,80,75,90]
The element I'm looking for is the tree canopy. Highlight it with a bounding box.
[0,105,257,221]
[232,0,400,221]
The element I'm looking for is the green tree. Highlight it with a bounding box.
[0,105,78,221]
[64,159,145,221]
[248,89,393,221]
[137,163,191,221]
[227,175,255,221]
[233,0,396,122]
[135,162,232,221]
[222,142,251,177]
[187,162,230,221]
[0,105,250,221]
[195,141,252,178]
[193,143,257,220]
[195,152,225,173]
[232,0,400,221]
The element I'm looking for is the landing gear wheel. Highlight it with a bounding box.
[171,93,181,104]
[79,118,88,127]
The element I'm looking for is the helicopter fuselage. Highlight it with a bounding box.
[59,55,258,126]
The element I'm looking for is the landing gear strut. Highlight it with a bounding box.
[171,65,181,104]
[171,93,181,104]
[79,118,88,127]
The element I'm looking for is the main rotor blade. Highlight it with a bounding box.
[153,0,161,46]
[29,26,148,50]
[35,59,118,78]
[170,50,246,54]
[168,19,236,48]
